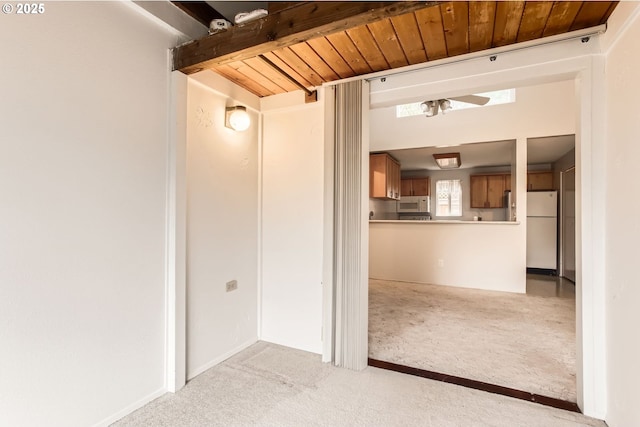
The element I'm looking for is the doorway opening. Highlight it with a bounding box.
[366,78,582,410]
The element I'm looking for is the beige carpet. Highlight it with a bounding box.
[369,279,576,402]
[113,342,601,427]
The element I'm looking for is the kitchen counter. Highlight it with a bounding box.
[369,219,526,293]
[370,220,520,225]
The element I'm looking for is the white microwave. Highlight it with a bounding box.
[397,196,430,213]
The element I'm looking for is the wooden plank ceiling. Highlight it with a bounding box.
[173,1,617,99]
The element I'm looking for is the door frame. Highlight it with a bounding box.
[331,40,605,418]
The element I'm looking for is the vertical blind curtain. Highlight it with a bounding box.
[333,80,368,370]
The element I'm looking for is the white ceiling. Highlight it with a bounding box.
[385,134,574,172]
[527,134,575,164]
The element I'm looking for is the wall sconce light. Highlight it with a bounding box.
[225,106,251,131]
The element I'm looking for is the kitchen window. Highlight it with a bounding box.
[435,179,462,217]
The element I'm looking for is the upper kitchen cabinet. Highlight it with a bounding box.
[401,177,430,197]
[370,153,401,200]
[527,171,554,191]
[470,174,506,208]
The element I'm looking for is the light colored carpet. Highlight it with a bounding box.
[368,279,576,402]
[112,342,603,427]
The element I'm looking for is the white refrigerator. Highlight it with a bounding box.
[526,191,558,270]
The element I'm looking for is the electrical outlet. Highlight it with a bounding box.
[438,259,444,268]
[226,280,238,292]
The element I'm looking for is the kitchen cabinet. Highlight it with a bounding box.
[370,153,401,200]
[527,171,554,191]
[401,177,430,197]
[470,174,506,208]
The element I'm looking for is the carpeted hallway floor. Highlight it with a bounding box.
[113,342,602,427]
[368,278,576,402]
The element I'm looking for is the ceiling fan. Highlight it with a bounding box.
[420,94,490,117]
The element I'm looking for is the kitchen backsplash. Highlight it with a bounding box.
[464,209,508,222]
[369,198,398,220]
[369,198,511,221]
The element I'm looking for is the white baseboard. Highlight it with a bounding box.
[91,339,259,426]
[187,338,258,380]
[91,387,166,427]
[259,335,322,355]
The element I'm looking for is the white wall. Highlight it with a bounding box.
[370,80,576,151]
[370,222,525,293]
[185,75,259,379]
[260,92,325,354]
[0,3,180,426]
[603,5,640,427]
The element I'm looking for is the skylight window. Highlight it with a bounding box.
[396,89,516,118]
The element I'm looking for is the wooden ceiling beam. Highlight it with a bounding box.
[257,54,316,98]
[173,1,441,75]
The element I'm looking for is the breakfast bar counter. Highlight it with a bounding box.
[369,220,526,293]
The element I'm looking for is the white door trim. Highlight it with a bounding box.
[165,70,188,393]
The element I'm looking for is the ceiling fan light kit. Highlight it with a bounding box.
[439,99,452,113]
[420,100,438,117]
[420,95,491,117]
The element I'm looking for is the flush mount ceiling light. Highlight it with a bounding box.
[225,106,250,131]
[433,152,461,169]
